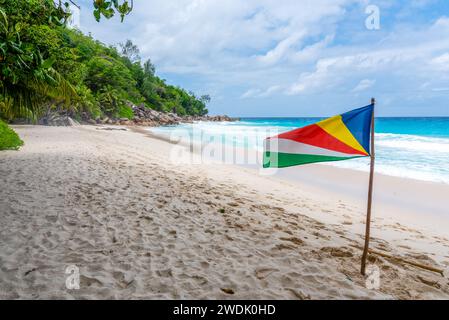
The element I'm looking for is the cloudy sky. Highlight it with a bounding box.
[76,0,449,117]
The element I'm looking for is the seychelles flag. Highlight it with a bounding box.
[263,104,374,168]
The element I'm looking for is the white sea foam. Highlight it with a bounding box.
[324,133,449,183]
[149,121,449,184]
[376,133,449,153]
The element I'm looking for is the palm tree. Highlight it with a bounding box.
[0,8,76,122]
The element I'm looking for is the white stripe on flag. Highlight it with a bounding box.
[264,138,362,157]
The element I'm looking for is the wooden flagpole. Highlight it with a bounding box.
[361,97,376,275]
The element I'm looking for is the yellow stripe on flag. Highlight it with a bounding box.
[316,115,368,155]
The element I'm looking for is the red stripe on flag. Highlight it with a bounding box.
[272,124,367,156]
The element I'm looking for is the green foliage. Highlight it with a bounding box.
[96,86,125,116]
[0,96,15,121]
[0,0,209,123]
[92,0,133,22]
[0,119,24,150]
[86,56,139,99]
[143,59,155,77]
[119,39,140,63]
[0,3,76,121]
[118,105,134,119]
[74,85,101,119]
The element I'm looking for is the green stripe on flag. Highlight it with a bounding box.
[263,152,363,168]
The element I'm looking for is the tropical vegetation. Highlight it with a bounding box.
[0,0,210,126]
[0,119,23,150]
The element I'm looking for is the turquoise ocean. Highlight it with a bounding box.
[150,117,449,184]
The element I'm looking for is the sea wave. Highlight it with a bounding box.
[376,133,449,153]
[149,122,449,184]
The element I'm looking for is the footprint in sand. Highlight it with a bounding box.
[279,237,304,246]
[255,268,277,279]
[80,275,103,287]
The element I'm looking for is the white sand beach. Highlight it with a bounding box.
[1,125,449,299]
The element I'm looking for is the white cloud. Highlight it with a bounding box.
[290,34,334,63]
[287,59,336,94]
[352,79,376,92]
[79,1,449,115]
[431,87,449,92]
[430,53,449,71]
[241,85,282,98]
[260,85,282,97]
[241,88,262,99]
[81,0,354,78]
[287,16,449,95]
[256,32,306,65]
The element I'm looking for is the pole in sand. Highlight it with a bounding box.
[361,97,376,276]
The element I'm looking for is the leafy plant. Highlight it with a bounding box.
[0,119,24,150]
[74,85,101,119]
[0,1,210,124]
[118,105,134,119]
[119,39,140,63]
[0,6,76,121]
[92,0,133,22]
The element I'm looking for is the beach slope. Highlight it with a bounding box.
[1,125,448,299]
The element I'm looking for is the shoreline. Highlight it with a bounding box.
[145,119,449,186]
[1,125,449,299]
[142,125,449,236]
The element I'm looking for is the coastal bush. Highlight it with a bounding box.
[118,105,134,120]
[0,119,24,150]
[74,85,102,119]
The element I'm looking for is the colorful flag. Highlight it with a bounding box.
[263,104,374,168]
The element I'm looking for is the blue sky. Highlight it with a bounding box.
[75,0,449,117]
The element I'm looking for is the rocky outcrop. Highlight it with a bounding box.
[83,103,238,127]
[33,102,238,127]
[130,103,182,126]
[38,112,80,126]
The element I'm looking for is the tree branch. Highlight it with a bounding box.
[69,0,81,10]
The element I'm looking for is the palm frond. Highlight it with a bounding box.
[1,69,78,121]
